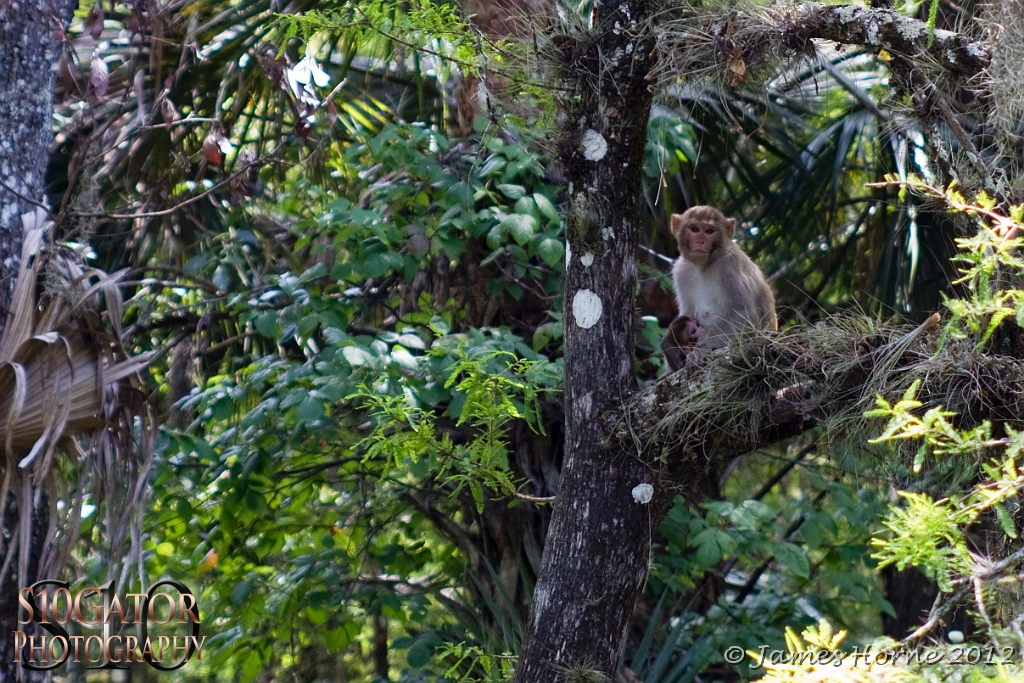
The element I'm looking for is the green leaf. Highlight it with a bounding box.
[514,196,536,217]
[501,214,536,245]
[533,323,554,351]
[240,650,262,683]
[231,578,254,606]
[486,224,504,250]
[692,528,730,568]
[324,327,348,345]
[480,248,504,267]
[913,442,927,473]
[396,333,425,350]
[298,313,320,336]
[506,244,528,262]
[469,480,485,513]
[996,503,1018,539]
[446,181,475,208]
[362,254,389,278]
[296,396,325,422]
[298,263,327,283]
[429,316,450,336]
[537,238,565,267]
[323,623,356,649]
[245,489,268,516]
[407,641,433,668]
[870,592,898,619]
[213,264,231,292]
[183,253,210,277]
[202,392,229,420]
[771,541,810,578]
[694,536,721,568]
[534,193,560,221]
[391,348,418,371]
[343,346,373,367]
[479,156,505,177]
[497,183,526,200]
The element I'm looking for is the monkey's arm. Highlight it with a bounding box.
[753,280,778,331]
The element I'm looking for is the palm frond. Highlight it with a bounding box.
[0,208,155,592]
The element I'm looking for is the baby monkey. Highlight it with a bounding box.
[662,206,776,371]
[660,315,702,372]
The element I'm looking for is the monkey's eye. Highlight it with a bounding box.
[688,226,699,233]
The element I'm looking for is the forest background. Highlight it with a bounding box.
[4,0,1024,681]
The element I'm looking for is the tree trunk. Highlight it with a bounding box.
[0,0,78,678]
[511,2,994,679]
[511,2,659,680]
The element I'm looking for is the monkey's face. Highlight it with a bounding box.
[671,209,735,267]
[667,315,703,345]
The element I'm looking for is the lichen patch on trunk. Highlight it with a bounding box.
[572,289,603,328]
[581,129,607,161]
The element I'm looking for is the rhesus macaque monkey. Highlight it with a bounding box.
[663,206,776,370]
[660,315,702,372]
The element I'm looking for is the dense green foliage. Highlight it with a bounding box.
[139,123,565,680]
[34,0,1024,681]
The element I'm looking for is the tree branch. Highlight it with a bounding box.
[656,3,991,87]
[787,4,990,74]
[613,314,1021,504]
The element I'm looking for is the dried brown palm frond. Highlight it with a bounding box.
[0,208,156,593]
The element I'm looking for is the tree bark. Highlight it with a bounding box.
[0,0,78,678]
[511,2,659,680]
[511,1,993,680]
[0,0,75,306]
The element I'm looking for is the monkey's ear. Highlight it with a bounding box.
[724,217,736,239]
[670,214,684,235]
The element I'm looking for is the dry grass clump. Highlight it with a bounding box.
[976,0,1024,198]
[629,313,1024,476]
[981,0,1024,138]
[649,0,810,91]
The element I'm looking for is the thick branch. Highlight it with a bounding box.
[617,314,1024,502]
[788,4,990,74]
[658,3,990,85]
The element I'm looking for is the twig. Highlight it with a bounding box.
[122,278,219,292]
[904,585,970,642]
[932,88,995,193]
[0,178,51,214]
[314,77,349,111]
[69,140,285,220]
[734,487,828,603]
[512,492,555,504]
[202,332,256,355]
[639,244,674,267]
[281,456,368,477]
[867,178,1019,239]
[751,443,815,501]
[132,116,221,131]
[973,575,996,635]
